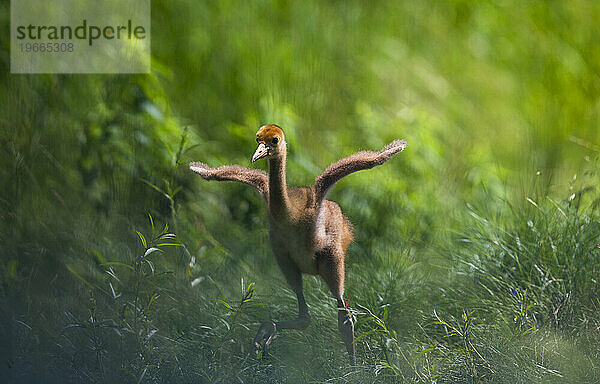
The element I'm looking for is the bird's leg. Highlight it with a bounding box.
[252,267,311,356]
[317,248,356,362]
[275,290,311,330]
[337,297,355,362]
[252,321,277,355]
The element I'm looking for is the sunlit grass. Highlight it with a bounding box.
[1,0,600,382]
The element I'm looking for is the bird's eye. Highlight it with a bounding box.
[271,137,279,145]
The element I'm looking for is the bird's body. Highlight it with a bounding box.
[267,186,353,274]
[190,124,406,361]
[269,186,324,275]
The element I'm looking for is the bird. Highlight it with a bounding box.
[190,124,407,361]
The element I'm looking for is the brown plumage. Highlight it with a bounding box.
[190,124,407,360]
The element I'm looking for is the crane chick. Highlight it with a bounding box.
[190,124,407,361]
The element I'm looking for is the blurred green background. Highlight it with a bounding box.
[1,1,599,383]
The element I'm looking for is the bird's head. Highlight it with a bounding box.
[252,124,286,163]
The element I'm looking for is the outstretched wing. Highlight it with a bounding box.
[314,139,407,202]
[190,162,269,198]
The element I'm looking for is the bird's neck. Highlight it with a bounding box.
[268,148,290,217]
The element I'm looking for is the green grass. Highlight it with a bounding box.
[4,183,598,383]
[1,0,600,383]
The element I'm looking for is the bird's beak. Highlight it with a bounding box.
[251,143,269,163]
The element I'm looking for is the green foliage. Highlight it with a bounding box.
[347,192,600,383]
[1,0,600,383]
